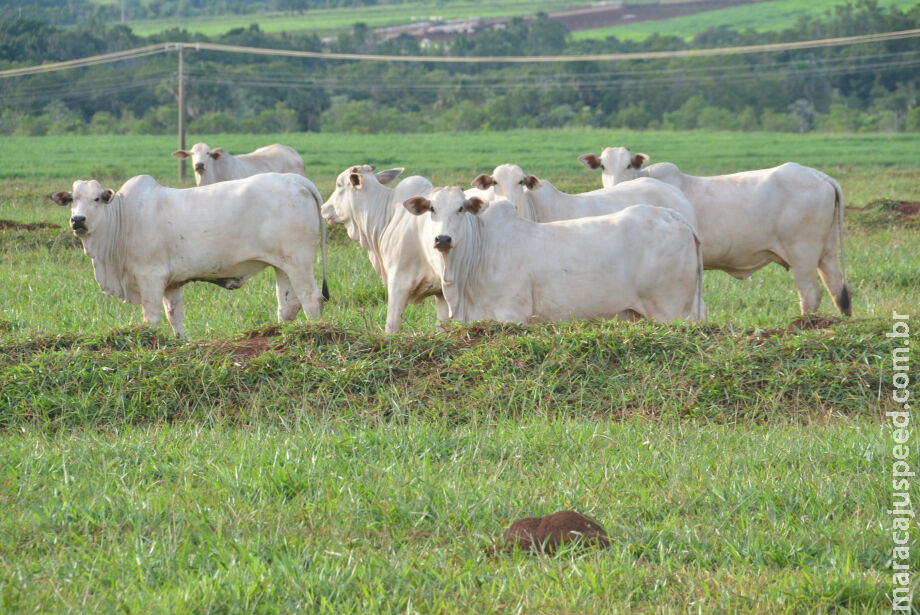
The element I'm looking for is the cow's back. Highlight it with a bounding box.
[121,173,320,270]
[465,204,699,322]
[238,144,306,177]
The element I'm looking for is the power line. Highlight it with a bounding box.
[2,28,920,79]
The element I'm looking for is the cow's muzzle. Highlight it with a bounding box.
[70,216,88,234]
[194,163,205,174]
[434,235,452,253]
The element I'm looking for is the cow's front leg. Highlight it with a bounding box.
[384,278,411,334]
[138,277,167,332]
[434,294,450,333]
[162,286,185,338]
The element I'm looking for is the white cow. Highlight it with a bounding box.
[51,173,328,337]
[471,163,697,228]
[579,147,851,316]
[172,142,306,186]
[321,165,441,334]
[403,187,705,324]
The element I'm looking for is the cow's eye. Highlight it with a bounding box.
[94,198,99,202]
[457,206,463,213]
[430,207,435,214]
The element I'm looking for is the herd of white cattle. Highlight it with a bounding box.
[50,141,851,337]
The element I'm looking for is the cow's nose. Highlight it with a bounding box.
[194,163,205,173]
[70,215,86,226]
[434,235,452,252]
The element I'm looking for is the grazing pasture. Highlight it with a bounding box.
[0,129,918,613]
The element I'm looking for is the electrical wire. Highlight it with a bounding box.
[2,28,920,79]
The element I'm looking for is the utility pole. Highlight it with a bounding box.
[177,44,186,182]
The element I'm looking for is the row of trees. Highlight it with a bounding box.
[1,1,919,136]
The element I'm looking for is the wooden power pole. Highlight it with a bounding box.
[177,45,186,182]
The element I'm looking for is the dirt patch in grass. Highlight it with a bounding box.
[848,200,920,228]
[550,0,765,32]
[204,325,287,361]
[0,219,60,231]
[752,315,841,338]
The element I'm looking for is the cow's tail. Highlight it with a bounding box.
[301,177,329,301]
[667,209,705,322]
[823,174,850,316]
[691,227,705,323]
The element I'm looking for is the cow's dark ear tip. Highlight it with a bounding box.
[50,191,72,206]
[472,174,493,190]
[403,196,431,215]
[463,196,487,215]
[101,189,115,203]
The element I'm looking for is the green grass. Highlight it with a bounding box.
[0,419,909,613]
[572,0,920,42]
[124,0,581,38]
[1,130,918,613]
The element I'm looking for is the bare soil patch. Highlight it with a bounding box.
[753,315,841,338]
[550,0,764,32]
[0,219,60,231]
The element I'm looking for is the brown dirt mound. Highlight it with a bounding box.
[502,510,611,554]
[0,219,60,231]
[895,201,920,221]
[851,200,920,225]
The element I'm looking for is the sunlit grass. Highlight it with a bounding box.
[1,130,917,613]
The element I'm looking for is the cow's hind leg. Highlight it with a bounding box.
[162,286,185,337]
[275,266,322,321]
[791,266,823,315]
[817,242,851,317]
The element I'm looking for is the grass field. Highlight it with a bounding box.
[119,0,920,43]
[571,0,920,42]
[124,0,581,38]
[1,130,918,612]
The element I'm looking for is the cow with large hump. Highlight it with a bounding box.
[404,187,705,325]
[51,173,328,337]
[321,165,441,334]
[172,142,306,186]
[471,163,697,228]
[578,146,851,316]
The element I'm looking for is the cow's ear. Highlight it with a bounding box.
[578,153,602,170]
[403,197,431,216]
[630,153,650,169]
[463,197,489,215]
[376,168,404,186]
[349,172,363,189]
[522,175,541,190]
[100,189,115,203]
[209,148,225,160]
[471,174,494,190]
[50,191,73,206]
[172,150,191,160]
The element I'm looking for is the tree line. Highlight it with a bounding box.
[1,0,919,136]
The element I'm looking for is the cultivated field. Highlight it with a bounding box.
[0,129,918,612]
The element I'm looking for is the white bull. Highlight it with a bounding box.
[579,147,851,316]
[51,173,328,337]
[172,142,306,186]
[321,165,441,334]
[404,187,705,325]
[471,163,697,228]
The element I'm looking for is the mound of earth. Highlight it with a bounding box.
[503,510,611,554]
